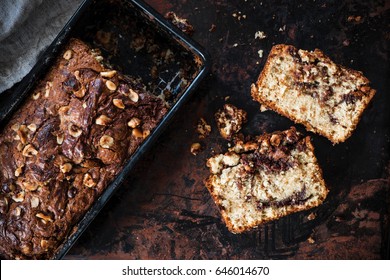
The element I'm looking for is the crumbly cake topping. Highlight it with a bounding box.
[215,104,247,140]
[206,127,328,233]
[251,44,376,143]
[0,39,168,259]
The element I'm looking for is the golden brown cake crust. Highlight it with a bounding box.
[206,127,328,233]
[251,44,376,144]
[0,38,168,259]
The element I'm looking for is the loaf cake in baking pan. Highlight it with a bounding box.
[0,38,168,259]
[251,44,376,144]
[206,127,328,233]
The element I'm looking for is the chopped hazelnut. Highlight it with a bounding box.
[270,134,281,147]
[60,163,73,174]
[129,89,139,103]
[36,213,53,223]
[99,135,114,149]
[17,125,29,144]
[14,166,23,177]
[32,92,41,100]
[113,98,125,109]
[22,144,38,157]
[30,197,39,208]
[56,133,64,145]
[14,206,21,217]
[68,124,82,138]
[106,80,117,91]
[63,50,73,60]
[127,117,141,128]
[142,129,150,139]
[132,128,143,138]
[40,239,49,250]
[16,142,24,152]
[95,115,112,126]
[27,124,37,132]
[12,191,25,203]
[83,173,96,188]
[190,142,202,155]
[100,70,117,78]
[73,87,86,98]
[45,82,52,98]
[22,181,38,191]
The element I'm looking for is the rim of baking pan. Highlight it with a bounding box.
[51,0,211,260]
[0,0,210,259]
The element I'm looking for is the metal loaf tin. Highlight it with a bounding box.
[0,0,210,259]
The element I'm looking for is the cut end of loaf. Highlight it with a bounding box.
[206,127,328,233]
[251,44,376,144]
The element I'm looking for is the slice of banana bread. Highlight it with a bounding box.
[206,127,328,233]
[251,44,376,144]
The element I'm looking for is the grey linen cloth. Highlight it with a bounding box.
[0,0,83,94]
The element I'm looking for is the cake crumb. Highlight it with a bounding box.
[258,49,264,58]
[307,236,315,244]
[190,143,202,155]
[307,212,316,220]
[215,104,247,140]
[197,118,211,139]
[255,31,267,40]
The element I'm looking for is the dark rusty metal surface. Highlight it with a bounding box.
[62,0,389,259]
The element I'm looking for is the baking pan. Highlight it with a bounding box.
[0,0,210,259]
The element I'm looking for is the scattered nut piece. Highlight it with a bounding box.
[27,124,37,132]
[22,144,38,157]
[255,31,267,40]
[63,50,73,60]
[100,70,117,78]
[270,134,281,147]
[307,212,316,221]
[197,118,211,139]
[95,115,112,126]
[307,236,315,244]
[190,142,202,155]
[106,80,117,91]
[32,92,41,100]
[30,197,39,208]
[68,124,82,138]
[132,128,143,138]
[12,191,25,203]
[60,163,73,174]
[57,133,64,145]
[129,89,139,103]
[99,135,114,149]
[215,104,248,140]
[82,102,87,109]
[127,117,141,128]
[83,173,96,188]
[113,98,125,109]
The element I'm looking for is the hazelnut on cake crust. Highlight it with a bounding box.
[251,44,376,144]
[206,127,328,233]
